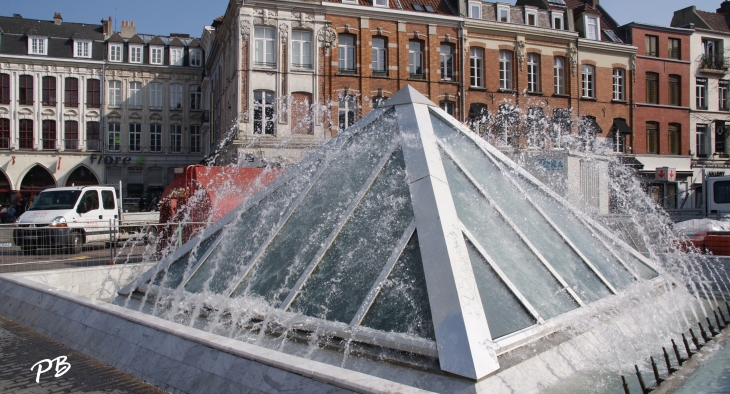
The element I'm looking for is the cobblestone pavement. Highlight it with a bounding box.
[0,315,167,393]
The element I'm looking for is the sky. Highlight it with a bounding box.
[1,0,726,38]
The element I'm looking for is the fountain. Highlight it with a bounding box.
[0,85,728,393]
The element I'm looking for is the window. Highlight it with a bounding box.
[646,122,658,154]
[129,123,141,152]
[28,37,47,55]
[372,37,387,74]
[440,101,455,116]
[170,84,183,110]
[190,49,203,67]
[339,96,356,131]
[64,77,78,107]
[499,50,513,90]
[108,80,122,107]
[102,190,115,210]
[526,11,537,26]
[0,74,8,104]
[108,122,120,151]
[150,124,162,152]
[585,16,599,40]
[291,92,313,134]
[150,46,163,65]
[645,35,658,57]
[668,38,681,59]
[338,35,356,72]
[498,6,510,22]
[373,0,388,7]
[74,41,91,58]
[19,119,33,149]
[721,80,729,111]
[554,57,565,95]
[469,1,481,19]
[669,75,681,106]
[612,69,625,101]
[130,45,143,63]
[668,124,680,155]
[64,120,79,150]
[18,75,33,105]
[409,41,424,78]
[190,125,202,153]
[440,44,453,80]
[109,44,122,62]
[80,191,99,211]
[170,125,182,152]
[170,48,183,66]
[129,81,142,108]
[190,85,202,110]
[581,65,595,98]
[254,27,276,67]
[150,83,162,110]
[697,124,708,157]
[292,31,312,68]
[42,120,56,150]
[552,13,563,30]
[253,90,275,134]
[470,47,484,87]
[645,72,658,104]
[697,78,708,109]
[86,79,100,108]
[527,53,540,92]
[86,121,100,151]
[0,119,8,149]
[42,76,56,106]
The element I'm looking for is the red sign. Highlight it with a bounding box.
[655,167,676,181]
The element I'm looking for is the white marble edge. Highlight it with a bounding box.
[0,273,432,394]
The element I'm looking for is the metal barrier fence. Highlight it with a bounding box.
[0,221,211,274]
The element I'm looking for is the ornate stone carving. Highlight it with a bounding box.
[568,43,578,76]
[630,54,637,83]
[280,23,288,44]
[291,12,313,29]
[317,24,337,48]
[515,39,526,71]
[240,20,251,40]
[253,9,277,26]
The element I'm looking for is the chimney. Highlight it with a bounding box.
[121,20,136,39]
[53,12,62,25]
[718,1,730,13]
[101,16,112,39]
[12,14,21,18]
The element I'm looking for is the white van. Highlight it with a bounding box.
[13,186,158,254]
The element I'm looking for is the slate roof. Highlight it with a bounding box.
[0,15,103,39]
[322,0,458,16]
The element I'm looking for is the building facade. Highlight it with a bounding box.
[0,13,206,209]
[620,23,693,210]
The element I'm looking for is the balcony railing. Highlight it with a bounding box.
[699,54,730,71]
[42,139,56,150]
[64,139,80,151]
[0,138,9,150]
[86,140,101,151]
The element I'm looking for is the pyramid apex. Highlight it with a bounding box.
[382,85,437,107]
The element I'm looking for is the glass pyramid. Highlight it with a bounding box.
[122,86,658,380]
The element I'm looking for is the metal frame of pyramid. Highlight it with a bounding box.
[121,86,659,381]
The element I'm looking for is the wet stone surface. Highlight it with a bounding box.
[0,315,166,393]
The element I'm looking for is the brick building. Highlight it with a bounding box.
[619,23,693,209]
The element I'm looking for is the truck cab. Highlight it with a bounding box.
[13,186,119,253]
[704,174,730,218]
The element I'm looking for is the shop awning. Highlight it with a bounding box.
[613,118,632,134]
[580,116,602,134]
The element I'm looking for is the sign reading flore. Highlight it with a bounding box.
[655,167,676,182]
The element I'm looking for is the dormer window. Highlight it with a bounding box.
[497,5,510,23]
[28,36,48,55]
[170,47,184,66]
[584,15,600,40]
[526,10,537,26]
[129,45,143,63]
[190,49,203,67]
[150,46,163,65]
[109,43,123,62]
[74,40,92,58]
[373,0,388,7]
[552,13,563,30]
[469,1,481,19]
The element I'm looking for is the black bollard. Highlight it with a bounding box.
[714,310,726,330]
[635,365,650,394]
[672,339,685,365]
[651,356,664,385]
[663,347,678,374]
[707,317,719,336]
[622,375,632,394]
[699,322,710,342]
[684,332,697,355]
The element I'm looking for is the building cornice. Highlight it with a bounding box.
[464,20,578,41]
[693,27,730,37]
[323,2,462,25]
[0,54,105,66]
[577,38,636,55]
[623,22,694,35]
[636,55,691,65]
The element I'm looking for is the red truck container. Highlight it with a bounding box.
[157,165,283,253]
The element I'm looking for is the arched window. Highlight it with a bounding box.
[20,165,56,191]
[470,47,483,87]
[372,37,387,74]
[338,35,356,72]
[339,95,356,131]
[499,50,513,90]
[527,53,540,93]
[582,65,595,98]
[65,166,99,186]
[253,90,275,134]
[408,40,424,78]
[291,92,313,135]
